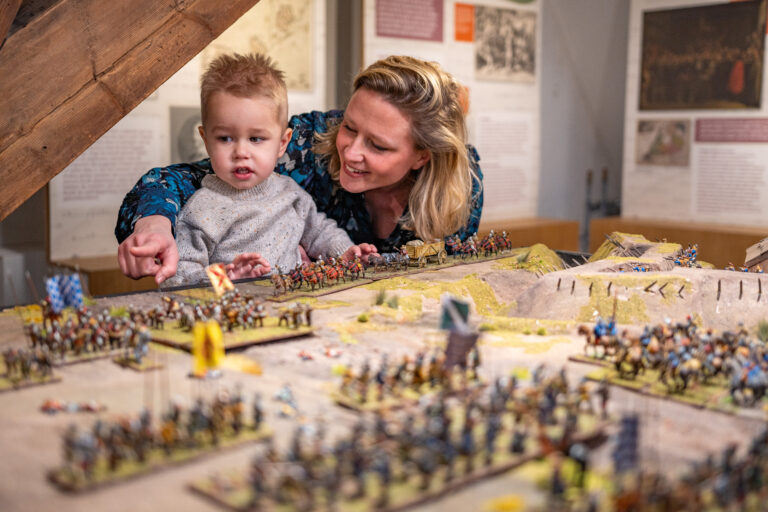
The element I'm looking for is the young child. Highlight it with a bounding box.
[165,53,374,286]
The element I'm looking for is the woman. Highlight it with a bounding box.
[116,55,483,283]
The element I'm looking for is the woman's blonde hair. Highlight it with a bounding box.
[315,55,478,241]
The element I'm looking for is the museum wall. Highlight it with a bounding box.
[539,0,628,221]
[0,0,640,306]
[622,0,768,228]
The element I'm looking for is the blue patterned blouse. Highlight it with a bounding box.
[115,110,484,253]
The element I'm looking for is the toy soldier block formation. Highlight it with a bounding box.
[572,316,768,413]
[191,362,610,511]
[48,390,273,492]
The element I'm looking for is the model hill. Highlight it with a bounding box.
[493,232,767,331]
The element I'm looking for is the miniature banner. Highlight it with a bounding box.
[439,294,470,332]
[192,320,225,378]
[444,330,479,368]
[206,263,234,296]
[45,274,84,313]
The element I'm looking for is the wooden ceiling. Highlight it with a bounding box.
[0,0,260,222]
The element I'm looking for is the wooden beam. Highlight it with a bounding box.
[6,0,61,38]
[0,0,260,222]
[0,0,22,48]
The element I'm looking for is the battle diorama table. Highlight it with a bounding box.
[1,234,767,511]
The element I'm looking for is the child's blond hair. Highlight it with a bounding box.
[200,53,288,126]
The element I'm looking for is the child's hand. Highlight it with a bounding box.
[341,243,379,263]
[226,253,271,280]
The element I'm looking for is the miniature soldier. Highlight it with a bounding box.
[428,351,441,388]
[301,302,313,326]
[160,409,179,455]
[374,354,389,401]
[230,385,244,434]
[320,461,342,510]
[509,423,527,454]
[460,407,476,474]
[252,300,266,328]
[288,303,303,328]
[63,424,78,474]
[252,392,264,431]
[549,452,566,504]
[596,377,610,419]
[357,358,371,402]
[412,351,426,389]
[188,397,206,446]
[349,442,367,498]
[576,377,594,413]
[277,308,291,327]
[110,423,131,471]
[133,325,150,364]
[371,446,392,507]
[340,362,354,395]
[76,430,98,480]
[211,392,228,444]
[373,411,389,442]
[468,345,481,381]
[414,444,437,490]
[442,433,458,482]
[19,350,32,380]
[392,355,410,390]
[396,416,416,481]
[569,442,589,488]
[484,411,502,466]
[289,425,303,462]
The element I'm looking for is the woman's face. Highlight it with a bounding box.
[336,88,429,195]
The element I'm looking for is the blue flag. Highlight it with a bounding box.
[45,274,84,313]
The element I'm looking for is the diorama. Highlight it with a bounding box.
[2,228,768,511]
[3,1,768,511]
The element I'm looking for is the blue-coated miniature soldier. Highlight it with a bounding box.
[460,408,476,474]
[371,446,392,507]
[374,354,389,401]
[510,423,527,454]
[415,445,437,490]
[396,416,415,481]
[442,432,457,482]
[289,425,303,462]
[248,454,266,508]
[484,411,501,466]
[550,453,566,503]
[569,442,589,488]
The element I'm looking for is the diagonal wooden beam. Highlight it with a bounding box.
[0,0,22,49]
[0,0,260,222]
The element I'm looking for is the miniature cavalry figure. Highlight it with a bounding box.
[346,256,365,280]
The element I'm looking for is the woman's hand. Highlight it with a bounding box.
[340,243,379,263]
[117,216,178,284]
[226,253,271,280]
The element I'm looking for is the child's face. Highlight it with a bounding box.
[199,91,291,190]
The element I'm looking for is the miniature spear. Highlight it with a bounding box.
[24,270,40,303]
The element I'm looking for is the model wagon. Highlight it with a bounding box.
[404,239,448,267]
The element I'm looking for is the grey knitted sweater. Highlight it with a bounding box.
[166,174,354,286]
